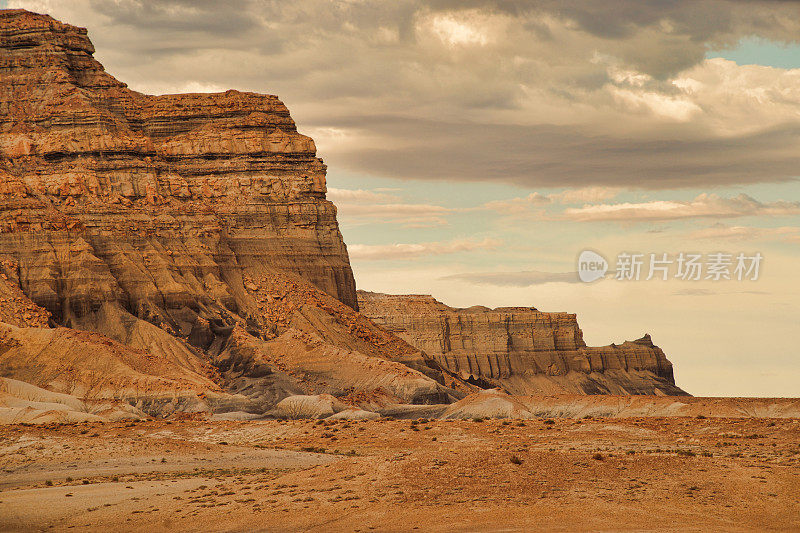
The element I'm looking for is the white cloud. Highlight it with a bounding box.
[348,237,501,260]
[482,187,621,214]
[340,203,450,217]
[482,192,550,214]
[564,193,800,222]
[428,12,490,47]
[326,187,399,203]
[609,86,702,121]
[674,58,800,135]
[328,187,453,227]
[549,187,621,204]
[337,202,452,228]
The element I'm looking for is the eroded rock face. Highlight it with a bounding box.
[0,10,462,411]
[0,9,357,331]
[0,262,50,328]
[357,291,687,396]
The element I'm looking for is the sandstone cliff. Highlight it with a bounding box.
[0,9,356,316]
[357,291,687,396]
[0,10,461,411]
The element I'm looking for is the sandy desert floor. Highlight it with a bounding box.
[1,414,799,532]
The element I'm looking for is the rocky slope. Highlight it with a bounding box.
[0,9,461,412]
[358,291,686,396]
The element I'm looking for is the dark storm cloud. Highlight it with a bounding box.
[12,0,800,189]
[90,0,257,34]
[329,117,800,188]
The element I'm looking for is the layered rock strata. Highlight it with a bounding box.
[0,9,356,324]
[357,291,687,396]
[0,10,460,410]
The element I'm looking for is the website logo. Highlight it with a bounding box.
[577,250,608,283]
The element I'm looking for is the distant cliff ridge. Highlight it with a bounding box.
[357,291,687,396]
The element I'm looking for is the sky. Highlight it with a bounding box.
[6,0,800,397]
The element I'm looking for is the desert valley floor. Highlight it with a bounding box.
[0,9,799,532]
[1,406,799,532]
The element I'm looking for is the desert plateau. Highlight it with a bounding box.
[1,3,799,532]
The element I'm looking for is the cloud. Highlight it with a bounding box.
[326,188,399,203]
[348,237,500,260]
[441,270,579,286]
[328,187,453,227]
[482,193,550,214]
[482,186,621,214]
[564,194,800,222]
[428,10,492,47]
[689,224,800,242]
[549,187,621,204]
[335,116,800,189]
[340,203,450,218]
[9,0,800,189]
[673,288,771,296]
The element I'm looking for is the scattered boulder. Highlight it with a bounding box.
[274,394,348,419]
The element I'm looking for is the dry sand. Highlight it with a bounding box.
[1,408,799,532]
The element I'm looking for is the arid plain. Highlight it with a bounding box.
[2,409,799,532]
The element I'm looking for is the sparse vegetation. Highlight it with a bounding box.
[301,446,327,454]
